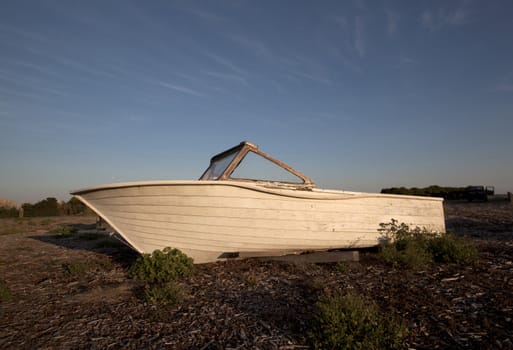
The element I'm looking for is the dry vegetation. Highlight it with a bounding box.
[1,201,512,349]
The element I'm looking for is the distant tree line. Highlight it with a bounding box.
[0,206,19,218]
[380,186,469,200]
[0,197,93,218]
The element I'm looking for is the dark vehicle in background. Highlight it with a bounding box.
[465,186,495,202]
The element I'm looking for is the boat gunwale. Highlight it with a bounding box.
[71,180,444,202]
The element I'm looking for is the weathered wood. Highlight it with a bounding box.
[72,181,444,263]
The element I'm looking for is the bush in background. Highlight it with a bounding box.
[0,207,19,218]
[379,219,478,269]
[428,234,478,264]
[380,185,467,199]
[13,196,93,218]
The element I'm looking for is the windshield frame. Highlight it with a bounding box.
[199,141,315,189]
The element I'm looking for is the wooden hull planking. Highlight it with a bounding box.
[72,181,445,263]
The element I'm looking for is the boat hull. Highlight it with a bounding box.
[72,181,445,263]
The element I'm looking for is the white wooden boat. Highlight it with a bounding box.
[71,142,445,263]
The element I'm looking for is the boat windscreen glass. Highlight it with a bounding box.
[200,148,239,180]
[230,151,304,183]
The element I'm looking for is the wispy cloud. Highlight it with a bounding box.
[200,51,251,89]
[204,71,249,87]
[23,47,118,79]
[385,10,399,37]
[289,71,332,85]
[334,50,362,73]
[296,112,350,125]
[0,23,51,44]
[493,83,513,92]
[0,110,10,117]
[279,54,335,84]
[1,9,121,81]
[229,34,274,61]
[102,61,205,97]
[354,17,365,58]
[148,79,204,97]
[394,55,420,69]
[330,16,363,72]
[0,83,63,103]
[0,59,68,80]
[333,15,349,28]
[0,69,70,97]
[127,114,149,122]
[491,71,513,92]
[268,79,286,94]
[446,4,469,26]
[174,2,225,22]
[203,52,247,75]
[421,1,471,32]
[185,8,224,22]
[354,0,367,11]
[330,13,366,59]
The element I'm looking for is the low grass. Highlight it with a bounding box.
[379,219,478,269]
[51,225,78,239]
[142,282,184,305]
[0,281,11,302]
[308,291,407,349]
[40,218,55,226]
[0,228,22,236]
[61,261,96,275]
[335,262,351,273]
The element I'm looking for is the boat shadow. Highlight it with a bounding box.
[177,259,320,341]
[31,222,139,267]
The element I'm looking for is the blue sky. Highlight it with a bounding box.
[1,0,512,204]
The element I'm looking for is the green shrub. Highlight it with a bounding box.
[142,282,183,305]
[379,219,478,269]
[308,291,407,350]
[0,281,11,302]
[378,219,433,269]
[128,247,194,283]
[428,234,478,264]
[380,240,432,270]
[51,225,78,238]
[62,261,94,275]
